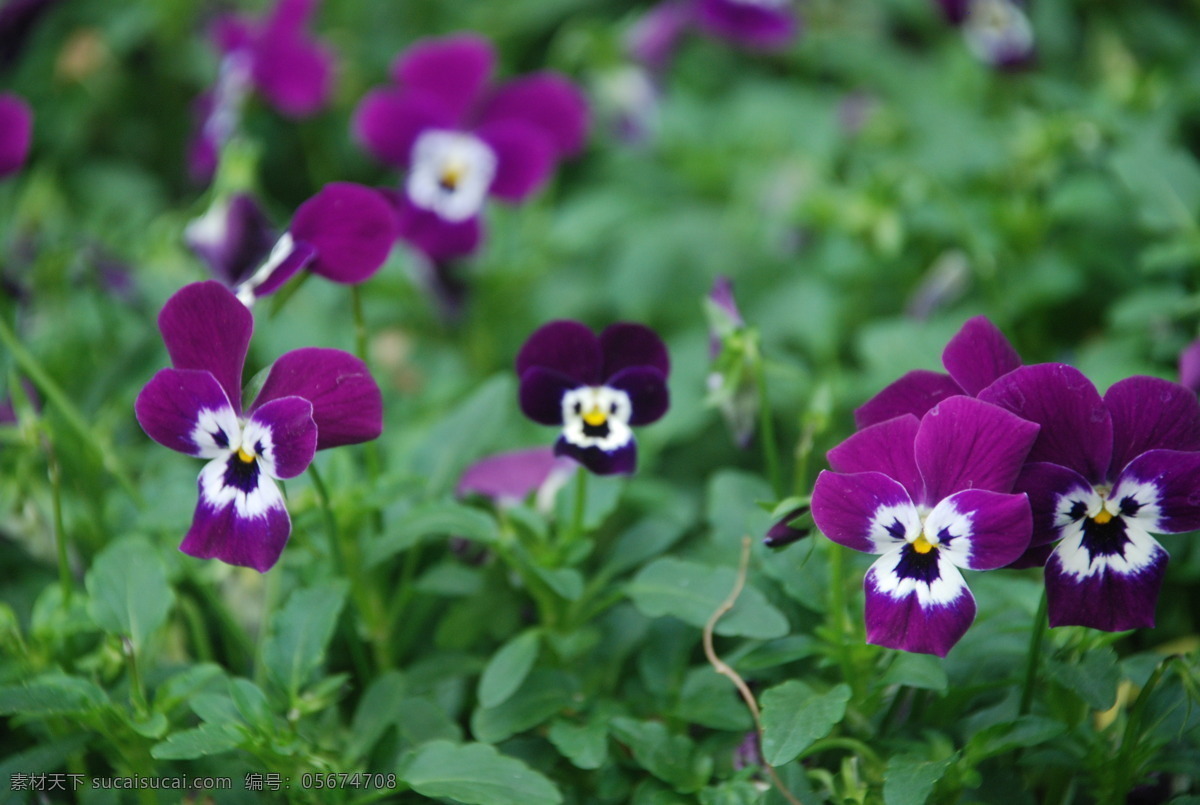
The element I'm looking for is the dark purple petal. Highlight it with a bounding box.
[0,0,62,70]
[930,489,1030,570]
[289,182,397,284]
[1045,531,1167,631]
[764,506,810,548]
[853,370,962,430]
[709,276,743,326]
[476,119,556,203]
[554,435,637,476]
[1009,542,1054,570]
[978,363,1112,484]
[941,315,1021,396]
[626,1,693,72]
[352,88,456,168]
[864,550,975,657]
[518,367,578,426]
[187,91,219,185]
[390,33,495,121]
[0,93,33,177]
[1112,449,1200,534]
[181,479,291,573]
[210,13,254,54]
[694,0,799,50]
[456,446,575,504]
[811,470,919,554]
[251,29,333,117]
[933,0,970,25]
[158,281,253,413]
[600,322,670,380]
[135,369,237,457]
[390,189,483,262]
[1179,339,1200,394]
[1013,461,1094,549]
[251,348,382,450]
[608,366,670,426]
[516,320,602,385]
[827,415,922,502]
[915,396,1039,504]
[186,193,278,287]
[245,396,317,479]
[246,239,318,299]
[478,73,589,158]
[1105,376,1200,480]
[261,0,317,36]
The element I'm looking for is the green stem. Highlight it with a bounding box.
[350,285,370,368]
[754,358,784,499]
[827,540,857,696]
[1106,661,1172,804]
[123,638,149,715]
[1019,592,1048,717]
[564,466,588,551]
[800,736,884,768]
[43,434,72,606]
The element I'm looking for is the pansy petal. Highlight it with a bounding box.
[694,0,799,50]
[864,549,975,657]
[1179,339,1200,394]
[1105,376,1200,479]
[1045,523,1167,631]
[185,193,278,287]
[626,0,693,71]
[184,461,291,572]
[600,322,670,379]
[136,368,239,458]
[519,367,578,426]
[478,73,589,158]
[942,315,1021,396]
[289,182,397,284]
[517,320,602,385]
[915,396,1039,503]
[811,470,920,554]
[0,92,33,177]
[158,281,253,412]
[554,435,636,475]
[251,348,382,450]
[457,446,575,505]
[1013,461,1095,549]
[928,489,1031,571]
[391,33,495,121]
[827,415,921,501]
[389,189,483,262]
[1111,449,1200,534]
[477,119,556,203]
[608,366,669,426]
[243,237,318,300]
[853,370,962,430]
[244,396,316,479]
[978,363,1111,483]
[934,0,971,25]
[352,88,456,168]
[252,32,333,117]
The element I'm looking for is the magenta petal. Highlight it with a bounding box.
[554,435,636,476]
[135,369,236,457]
[249,239,318,298]
[1104,376,1200,480]
[0,93,33,177]
[694,0,799,50]
[391,33,495,121]
[1179,339,1200,394]
[251,348,382,449]
[353,88,456,168]
[211,14,254,54]
[246,396,317,479]
[456,446,574,504]
[941,316,1021,396]
[262,0,318,36]
[519,367,577,426]
[915,396,1039,503]
[827,415,922,502]
[1013,461,1093,549]
[934,0,971,25]
[289,182,397,284]
[1045,535,1167,631]
[393,191,483,262]
[978,364,1112,484]
[181,491,291,573]
[478,73,589,158]
[626,1,693,71]
[811,470,919,554]
[158,281,253,413]
[517,321,602,385]
[252,32,333,117]
[931,489,1031,571]
[477,119,556,203]
[864,551,975,657]
[854,370,962,430]
[608,366,669,425]
[186,193,278,287]
[1113,449,1200,534]
[600,322,670,379]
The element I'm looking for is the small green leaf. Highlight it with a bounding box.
[883,754,957,805]
[759,680,851,766]
[1046,646,1119,710]
[548,717,609,770]
[367,502,499,567]
[882,653,949,694]
[478,629,541,709]
[610,717,712,793]
[262,582,347,698]
[626,558,788,639]
[154,664,226,714]
[399,740,562,805]
[601,516,689,578]
[967,716,1065,761]
[190,694,241,725]
[674,669,753,731]
[347,670,406,762]
[150,724,243,760]
[409,375,516,495]
[0,675,108,717]
[228,678,271,727]
[85,537,173,651]
[471,670,575,743]
[532,566,584,601]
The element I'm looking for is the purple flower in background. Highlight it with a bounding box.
[0,0,60,69]
[1179,339,1200,394]
[705,276,760,448]
[457,447,577,511]
[135,282,382,571]
[0,92,32,177]
[185,193,278,289]
[978,365,1200,631]
[856,315,1022,429]
[812,397,1038,656]
[934,0,1034,70]
[628,0,798,72]
[353,33,588,262]
[516,320,670,476]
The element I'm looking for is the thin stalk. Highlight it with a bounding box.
[123,637,149,714]
[828,540,857,696]
[1019,592,1048,716]
[754,357,784,499]
[1106,660,1173,805]
[564,466,588,551]
[43,434,72,605]
[350,285,370,368]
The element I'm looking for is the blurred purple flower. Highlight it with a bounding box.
[0,0,60,69]
[705,276,759,448]
[934,0,1035,71]
[186,193,278,289]
[628,0,798,72]
[457,447,577,511]
[0,92,32,177]
[352,33,589,263]
[135,281,382,572]
[0,378,38,425]
[1179,339,1200,394]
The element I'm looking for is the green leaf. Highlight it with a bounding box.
[548,717,609,770]
[85,537,173,651]
[470,670,575,743]
[228,678,271,728]
[699,780,767,805]
[190,694,241,725]
[601,516,689,578]
[706,470,773,556]
[347,670,406,763]
[610,717,712,793]
[409,375,516,495]
[883,754,956,805]
[0,734,91,789]
[154,664,226,714]
[674,669,753,731]
[396,696,463,746]
[1046,646,1119,710]
[150,724,243,760]
[966,716,1065,762]
[555,472,624,532]
[0,675,108,717]
[478,629,541,709]
[262,582,347,699]
[882,653,949,694]
[759,680,851,766]
[532,566,584,601]
[626,557,789,639]
[367,501,499,567]
[399,740,562,805]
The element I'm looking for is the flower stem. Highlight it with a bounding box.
[754,358,784,499]
[564,466,588,551]
[827,539,859,698]
[43,433,73,606]
[1019,592,1048,717]
[350,285,370,368]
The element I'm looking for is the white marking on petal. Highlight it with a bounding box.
[234,232,297,308]
[407,130,497,222]
[190,407,243,459]
[868,548,969,608]
[963,0,1034,66]
[1053,483,1102,529]
[239,416,280,479]
[560,386,635,453]
[198,454,286,520]
[1051,518,1165,580]
[1106,477,1164,532]
[865,503,922,553]
[922,497,975,567]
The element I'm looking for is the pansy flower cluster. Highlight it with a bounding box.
[812,316,1200,655]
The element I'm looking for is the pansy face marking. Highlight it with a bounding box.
[407,130,498,222]
[963,0,1033,65]
[561,386,634,452]
[1051,481,1163,579]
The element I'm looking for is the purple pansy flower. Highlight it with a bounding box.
[856,315,1022,429]
[516,320,670,476]
[135,281,382,572]
[457,447,577,511]
[628,0,797,73]
[0,92,32,177]
[812,396,1039,656]
[352,33,588,262]
[977,365,1200,631]
[934,0,1034,70]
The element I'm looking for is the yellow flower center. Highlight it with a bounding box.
[582,408,608,427]
[237,446,255,464]
[440,162,466,190]
[911,534,935,554]
[1093,508,1113,525]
